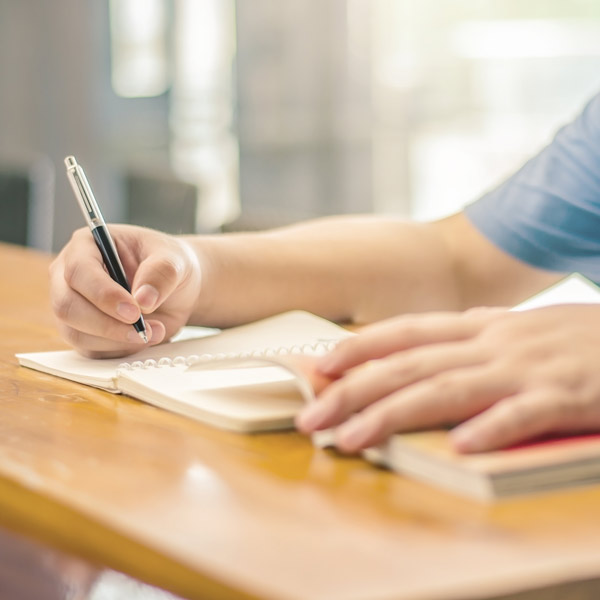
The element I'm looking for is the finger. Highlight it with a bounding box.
[51,264,146,341]
[449,388,597,453]
[333,364,513,453]
[318,308,506,376]
[296,339,489,433]
[54,247,142,326]
[57,319,165,359]
[131,243,195,313]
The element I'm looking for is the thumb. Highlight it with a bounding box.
[130,251,188,313]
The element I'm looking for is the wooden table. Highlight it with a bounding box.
[3,242,600,600]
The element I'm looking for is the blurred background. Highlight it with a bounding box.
[1,0,600,253]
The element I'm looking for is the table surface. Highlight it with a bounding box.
[3,242,600,600]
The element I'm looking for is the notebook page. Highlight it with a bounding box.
[512,273,600,311]
[17,311,353,391]
[116,363,307,432]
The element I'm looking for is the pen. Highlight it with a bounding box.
[64,155,148,343]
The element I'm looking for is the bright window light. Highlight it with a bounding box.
[109,0,169,98]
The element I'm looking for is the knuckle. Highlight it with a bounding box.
[52,293,74,322]
[387,352,412,373]
[429,371,461,397]
[386,353,421,384]
[153,257,182,284]
[426,371,477,420]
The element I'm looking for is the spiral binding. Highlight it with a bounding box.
[117,339,340,371]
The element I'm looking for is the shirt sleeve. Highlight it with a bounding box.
[464,92,600,283]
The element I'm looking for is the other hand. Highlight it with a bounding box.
[295,305,600,453]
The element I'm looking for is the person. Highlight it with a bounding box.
[50,93,600,455]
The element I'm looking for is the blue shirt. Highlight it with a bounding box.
[464,92,600,283]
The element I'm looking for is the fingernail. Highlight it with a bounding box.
[134,284,159,312]
[117,302,140,322]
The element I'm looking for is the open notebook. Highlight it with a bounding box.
[17,311,353,432]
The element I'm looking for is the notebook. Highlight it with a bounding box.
[361,430,600,501]
[17,310,353,432]
[314,272,600,501]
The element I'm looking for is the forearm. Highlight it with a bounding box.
[183,215,462,328]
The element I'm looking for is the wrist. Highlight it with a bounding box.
[180,233,240,327]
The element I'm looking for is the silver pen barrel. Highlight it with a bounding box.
[64,155,105,229]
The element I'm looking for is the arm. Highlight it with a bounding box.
[190,213,560,326]
[188,212,563,328]
[49,213,560,357]
[295,93,600,452]
[191,214,450,327]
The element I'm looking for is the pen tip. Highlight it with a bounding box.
[139,331,148,344]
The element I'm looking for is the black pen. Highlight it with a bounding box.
[64,155,148,343]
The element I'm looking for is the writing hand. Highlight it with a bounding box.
[49,225,202,358]
[295,305,600,453]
